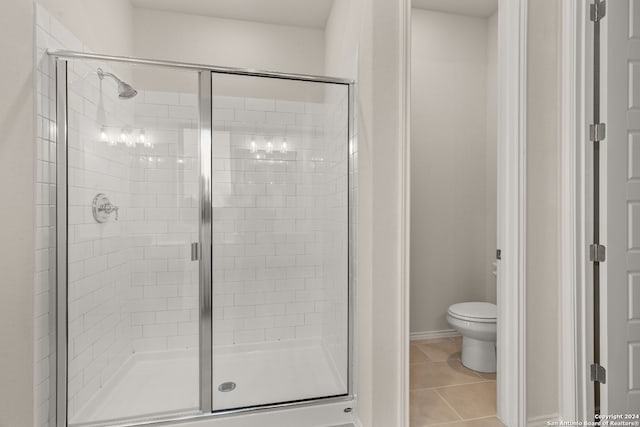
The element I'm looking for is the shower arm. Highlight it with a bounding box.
[97,69,122,84]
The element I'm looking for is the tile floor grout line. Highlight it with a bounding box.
[410,379,493,392]
[433,387,465,424]
[423,421,464,426]
[437,382,498,422]
[431,379,495,390]
[410,344,434,363]
[463,415,502,422]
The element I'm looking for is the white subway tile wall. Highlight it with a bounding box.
[65,77,201,420]
[65,58,139,418]
[210,88,348,357]
[35,6,202,419]
[35,5,86,426]
[126,89,200,356]
[321,84,350,385]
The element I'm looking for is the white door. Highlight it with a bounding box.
[603,0,640,412]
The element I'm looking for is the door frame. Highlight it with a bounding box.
[560,0,595,420]
[402,0,529,425]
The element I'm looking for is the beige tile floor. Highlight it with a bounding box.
[410,337,504,427]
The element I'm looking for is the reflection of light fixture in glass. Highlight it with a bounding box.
[143,132,152,148]
[250,138,257,153]
[177,159,184,164]
[101,126,154,148]
[266,141,273,154]
[121,129,133,147]
[280,139,288,153]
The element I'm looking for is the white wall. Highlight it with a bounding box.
[368,0,407,423]
[324,0,372,423]
[526,0,561,421]
[132,8,325,96]
[324,0,360,78]
[0,1,35,426]
[37,0,134,56]
[485,11,498,303]
[326,0,409,425]
[410,9,497,335]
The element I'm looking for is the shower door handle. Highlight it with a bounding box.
[191,242,199,261]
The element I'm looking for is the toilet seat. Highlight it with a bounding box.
[448,302,496,324]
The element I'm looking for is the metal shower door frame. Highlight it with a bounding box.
[52,50,356,427]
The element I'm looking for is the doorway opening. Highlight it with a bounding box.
[409,1,500,425]
[406,0,527,425]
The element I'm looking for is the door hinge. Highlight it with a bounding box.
[589,244,606,262]
[496,249,501,260]
[589,123,606,142]
[191,242,199,261]
[590,1,606,22]
[590,363,607,383]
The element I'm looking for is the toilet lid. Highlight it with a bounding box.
[448,302,497,322]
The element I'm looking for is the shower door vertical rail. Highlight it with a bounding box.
[55,59,68,427]
[347,82,356,398]
[199,71,213,413]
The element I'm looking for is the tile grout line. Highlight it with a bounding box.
[410,379,493,392]
[410,343,434,363]
[425,415,503,427]
[433,388,465,424]
[432,379,496,391]
[438,381,498,422]
[463,415,503,422]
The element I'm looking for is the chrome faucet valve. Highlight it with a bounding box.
[92,193,120,223]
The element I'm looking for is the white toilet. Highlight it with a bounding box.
[447,302,497,373]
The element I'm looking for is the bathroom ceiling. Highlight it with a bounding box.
[129,0,335,29]
[412,0,498,17]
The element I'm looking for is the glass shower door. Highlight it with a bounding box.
[62,59,204,425]
[58,53,352,426]
[209,73,350,410]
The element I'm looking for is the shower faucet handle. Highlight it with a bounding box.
[92,193,119,223]
[103,202,119,220]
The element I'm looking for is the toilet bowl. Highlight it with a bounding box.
[447,302,497,373]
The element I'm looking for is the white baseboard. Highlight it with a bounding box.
[527,414,559,427]
[410,329,460,341]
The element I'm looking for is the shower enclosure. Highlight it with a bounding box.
[51,51,354,427]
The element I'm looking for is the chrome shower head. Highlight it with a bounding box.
[117,81,138,99]
[97,68,138,100]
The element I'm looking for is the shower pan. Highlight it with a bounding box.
[50,50,355,427]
